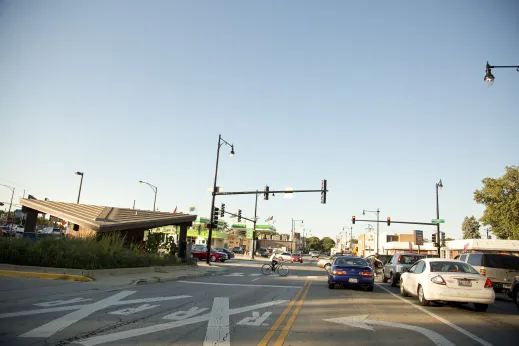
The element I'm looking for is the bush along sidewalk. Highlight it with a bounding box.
[0,233,180,270]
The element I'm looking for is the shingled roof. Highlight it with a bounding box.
[20,199,197,232]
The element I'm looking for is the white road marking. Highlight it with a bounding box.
[204,298,230,346]
[21,291,136,338]
[177,280,302,289]
[249,273,261,277]
[75,300,289,346]
[237,311,272,326]
[35,298,93,307]
[252,278,260,282]
[376,284,494,346]
[163,307,208,320]
[225,273,244,276]
[0,295,191,319]
[306,276,318,279]
[325,315,455,346]
[109,304,159,316]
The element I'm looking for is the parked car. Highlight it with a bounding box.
[317,255,339,271]
[328,256,374,291]
[310,251,320,258]
[291,253,303,263]
[383,253,426,287]
[455,253,519,295]
[256,247,269,257]
[232,246,244,254]
[191,246,227,262]
[511,276,519,310]
[214,248,234,259]
[400,259,495,312]
[277,252,292,261]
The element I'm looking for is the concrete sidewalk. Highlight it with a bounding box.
[0,262,227,286]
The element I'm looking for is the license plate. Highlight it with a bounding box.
[503,284,512,289]
[458,280,472,287]
[348,278,359,283]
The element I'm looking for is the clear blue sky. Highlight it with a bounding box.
[1,0,518,240]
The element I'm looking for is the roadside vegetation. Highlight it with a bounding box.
[0,233,179,269]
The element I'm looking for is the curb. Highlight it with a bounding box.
[131,266,230,285]
[0,270,93,282]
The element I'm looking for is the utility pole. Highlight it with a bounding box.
[252,191,258,259]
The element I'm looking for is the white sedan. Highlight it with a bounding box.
[400,258,495,312]
[276,252,292,261]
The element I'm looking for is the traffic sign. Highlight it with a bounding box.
[431,219,445,224]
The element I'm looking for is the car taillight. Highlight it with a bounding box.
[480,269,486,276]
[331,270,346,275]
[484,279,493,288]
[397,256,402,263]
[430,275,446,285]
[360,271,373,276]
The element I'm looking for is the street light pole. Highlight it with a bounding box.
[484,62,519,86]
[1,184,15,232]
[207,134,234,264]
[291,219,303,253]
[75,172,84,204]
[139,180,158,212]
[436,179,443,257]
[363,209,380,254]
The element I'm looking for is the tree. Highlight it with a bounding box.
[351,239,358,244]
[462,216,481,239]
[305,236,322,251]
[321,237,336,252]
[474,166,519,240]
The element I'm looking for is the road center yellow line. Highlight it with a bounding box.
[256,280,309,346]
[273,280,312,346]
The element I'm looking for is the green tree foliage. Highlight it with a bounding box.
[305,236,322,251]
[474,166,519,240]
[321,237,335,252]
[462,216,481,239]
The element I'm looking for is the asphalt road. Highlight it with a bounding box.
[1,257,518,346]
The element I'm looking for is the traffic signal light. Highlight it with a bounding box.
[213,207,219,225]
[352,216,356,224]
[238,209,242,222]
[432,233,437,243]
[321,179,327,204]
[387,217,391,226]
[264,185,269,200]
[220,203,225,217]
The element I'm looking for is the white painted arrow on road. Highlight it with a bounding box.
[325,315,455,346]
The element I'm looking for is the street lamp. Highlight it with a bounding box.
[302,228,311,254]
[291,219,303,253]
[1,184,15,232]
[435,179,443,257]
[75,172,84,204]
[139,180,158,212]
[207,134,235,264]
[484,61,519,86]
[362,208,380,254]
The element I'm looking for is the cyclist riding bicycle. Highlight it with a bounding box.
[269,252,279,269]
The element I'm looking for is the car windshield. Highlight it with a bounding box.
[482,254,519,270]
[334,257,368,266]
[401,255,425,264]
[430,261,479,274]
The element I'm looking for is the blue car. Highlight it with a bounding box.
[328,256,374,291]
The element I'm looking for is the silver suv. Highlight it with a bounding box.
[383,253,425,287]
[456,253,519,294]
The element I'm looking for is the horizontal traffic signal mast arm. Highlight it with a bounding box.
[353,219,438,226]
[224,210,255,223]
[215,189,325,196]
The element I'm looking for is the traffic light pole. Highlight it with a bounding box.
[215,188,324,196]
[436,183,441,258]
[353,219,438,226]
[252,191,258,260]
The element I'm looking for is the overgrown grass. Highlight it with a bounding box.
[0,234,179,270]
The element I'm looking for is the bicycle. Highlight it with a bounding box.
[261,262,289,276]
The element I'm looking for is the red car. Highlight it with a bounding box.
[191,247,227,262]
[291,254,303,263]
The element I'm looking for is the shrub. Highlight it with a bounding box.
[0,234,178,269]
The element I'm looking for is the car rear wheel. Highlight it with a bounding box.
[210,255,217,262]
[328,283,335,289]
[418,285,430,306]
[474,303,488,312]
[366,285,374,292]
[382,271,389,283]
[400,280,409,297]
[515,289,519,310]
[220,259,225,262]
[390,273,398,287]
